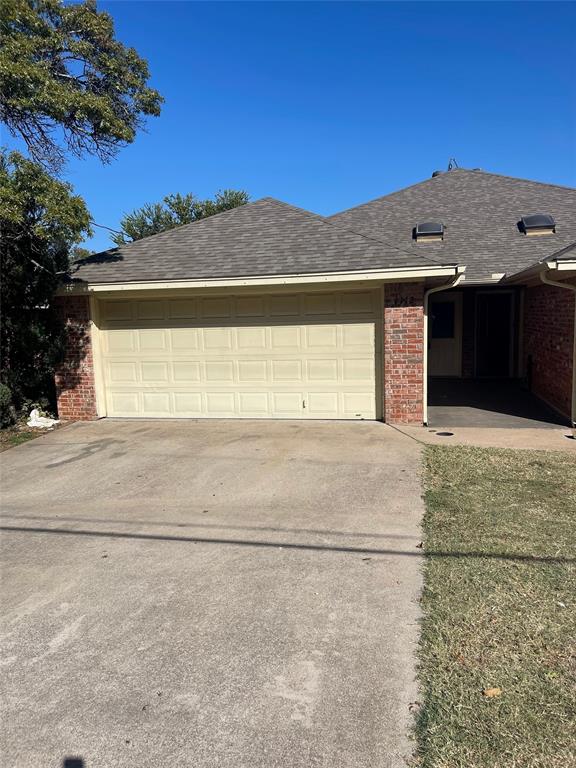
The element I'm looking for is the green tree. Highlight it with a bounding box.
[0,0,163,171]
[0,151,91,419]
[112,190,250,245]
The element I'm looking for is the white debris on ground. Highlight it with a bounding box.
[27,408,60,429]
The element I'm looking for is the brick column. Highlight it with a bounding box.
[523,283,574,420]
[383,282,424,424]
[54,295,98,421]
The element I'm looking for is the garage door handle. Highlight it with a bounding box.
[303,399,306,409]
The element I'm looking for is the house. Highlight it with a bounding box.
[56,168,576,427]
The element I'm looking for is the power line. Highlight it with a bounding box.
[89,219,122,235]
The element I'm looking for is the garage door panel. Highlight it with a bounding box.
[103,301,134,321]
[307,392,339,416]
[139,329,167,351]
[342,392,374,415]
[100,290,380,419]
[304,293,338,315]
[237,327,267,350]
[169,299,197,319]
[205,361,234,382]
[271,326,301,348]
[106,329,136,354]
[141,362,169,383]
[206,392,236,415]
[342,358,375,382]
[204,328,233,350]
[343,323,374,348]
[108,361,138,383]
[269,295,300,316]
[271,359,302,381]
[202,298,232,318]
[271,392,303,416]
[341,292,374,314]
[171,328,200,350]
[142,392,171,416]
[173,361,202,382]
[109,392,139,414]
[307,359,339,382]
[306,326,338,348]
[136,300,166,320]
[236,296,265,317]
[238,360,268,382]
[238,392,269,415]
[173,392,203,415]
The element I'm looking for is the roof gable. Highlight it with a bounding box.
[72,196,449,285]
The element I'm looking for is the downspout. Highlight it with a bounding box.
[423,267,465,426]
[540,268,576,431]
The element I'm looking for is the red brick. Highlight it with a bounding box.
[523,283,574,420]
[383,283,424,424]
[54,296,98,421]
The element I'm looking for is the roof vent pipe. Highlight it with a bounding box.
[432,170,444,178]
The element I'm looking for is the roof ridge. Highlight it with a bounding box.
[330,168,576,219]
[451,168,576,193]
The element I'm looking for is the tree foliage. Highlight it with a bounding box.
[112,190,250,245]
[0,151,91,417]
[0,0,163,170]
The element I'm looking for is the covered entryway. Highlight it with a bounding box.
[96,288,381,420]
[427,285,571,429]
[428,378,569,428]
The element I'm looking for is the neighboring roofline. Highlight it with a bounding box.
[549,258,576,272]
[59,263,463,295]
[329,167,576,219]
[504,253,576,285]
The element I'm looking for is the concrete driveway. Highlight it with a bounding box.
[0,420,424,768]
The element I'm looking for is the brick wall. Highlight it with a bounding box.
[54,295,98,421]
[523,283,574,420]
[383,282,424,424]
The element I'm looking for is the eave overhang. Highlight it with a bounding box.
[58,263,462,296]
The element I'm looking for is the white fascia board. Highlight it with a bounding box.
[550,259,576,272]
[61,264,461,294]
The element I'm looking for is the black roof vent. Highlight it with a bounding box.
[520,214,556,235]
[414,222,444,241]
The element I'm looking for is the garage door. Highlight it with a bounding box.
[98,289,380,419]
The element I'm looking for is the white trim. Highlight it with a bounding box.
[549,259,576,273]
[60,264,461,295]
[422,267,465,425]
[89,296,107,418]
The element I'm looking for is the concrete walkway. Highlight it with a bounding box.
[0,420,424,768]
[396,423,576,451]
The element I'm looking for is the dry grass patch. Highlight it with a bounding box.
[417,446,576,768]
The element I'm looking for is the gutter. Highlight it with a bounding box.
[59,264,460,295]
[539,267,576,432]
[422,266,466,426]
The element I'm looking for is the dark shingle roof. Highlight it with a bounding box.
[329,169,576,281]
[72,197,448,285]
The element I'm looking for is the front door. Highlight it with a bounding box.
[475,291,513,377]
[428,293,463,377]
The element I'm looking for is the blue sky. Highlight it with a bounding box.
[6,1,576,251]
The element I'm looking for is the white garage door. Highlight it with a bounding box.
[98,289,380,420]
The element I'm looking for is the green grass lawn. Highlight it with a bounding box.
[0,426,43,451]
[417,446,576,768]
